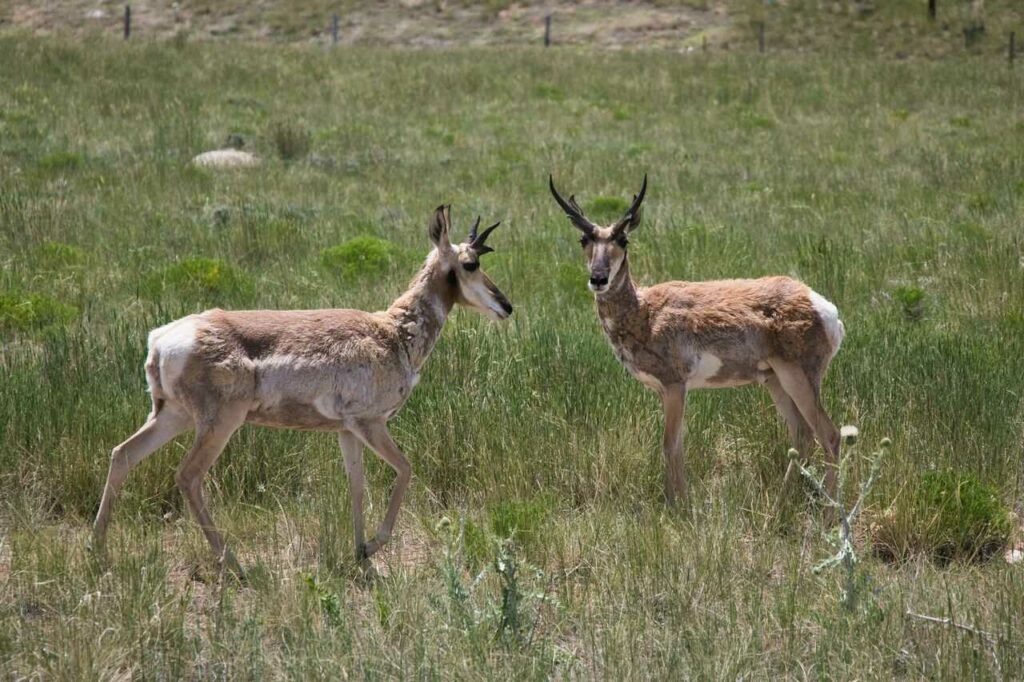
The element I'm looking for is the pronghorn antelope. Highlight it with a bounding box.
[549,175,845,506]
[93,206,512,574]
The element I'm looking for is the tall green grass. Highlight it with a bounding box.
[1,35,1022,678]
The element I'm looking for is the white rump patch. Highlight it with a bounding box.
[808,289,845,359]
[148,316,199,401]
[687,353,723,389]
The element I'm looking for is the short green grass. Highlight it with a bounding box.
[1,34,1023,678]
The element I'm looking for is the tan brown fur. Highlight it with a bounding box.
[550,175,845,508]
[93,206,511,574]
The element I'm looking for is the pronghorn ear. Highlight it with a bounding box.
[428,204,452,249]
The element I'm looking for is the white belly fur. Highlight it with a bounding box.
[687,353,723,389]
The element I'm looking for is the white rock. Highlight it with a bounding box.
[191,149,260,168]
[1006,548,1024,564]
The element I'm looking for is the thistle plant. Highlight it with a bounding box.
[798,429,891,611]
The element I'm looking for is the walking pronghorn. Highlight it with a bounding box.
[549,175,845,506]
[93,205,512,575]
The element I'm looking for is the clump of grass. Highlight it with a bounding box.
[738,111,776,130]
[37,150,83,173]
[488,493,555,551]
[554,262,591,305]
[34,241,85,268]
[872,470,1012,565]
[320,236,397,279]
[301,574,343,628]
[966,192,996,213]
[588,196,629,220]
[143,257,254,300]
[893,285,925,321]
[532,84,564,101]
[271,120,311,161]
[0,290,78,335]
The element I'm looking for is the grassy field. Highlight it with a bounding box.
[1,32,1024,679]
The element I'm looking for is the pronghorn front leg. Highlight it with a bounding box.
[660,383,689,508]
[349,419,412,558]
[337,431,368,562]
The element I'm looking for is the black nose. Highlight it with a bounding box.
[500,300,513,315]
[590,275,609,287]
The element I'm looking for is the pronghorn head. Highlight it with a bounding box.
[428,205,513,321]
[549,175,647,295]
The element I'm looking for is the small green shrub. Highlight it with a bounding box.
[872,470,1011,564]
[893,285,925,321]
[320,236,397,279]
[144,257,253,300]
[37,150,83,172]
[0,291,78,335]
[949,115,972,128]
[271,121,311,161]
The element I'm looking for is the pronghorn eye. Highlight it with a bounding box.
[616,237,629,248]
[463,261,479,272]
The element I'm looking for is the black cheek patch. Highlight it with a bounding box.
[447,270,458,287]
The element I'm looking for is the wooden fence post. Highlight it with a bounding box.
[332,14,339,45]
[123,5,131,39]
[544,14,552,47]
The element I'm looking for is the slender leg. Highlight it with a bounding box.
[765,374,815,507]
[766,360,841,499]
[93,403,191,545]
[174,403,248,575]
[660,383,689,508]
[337,430,367,561]
[348,419,412,558]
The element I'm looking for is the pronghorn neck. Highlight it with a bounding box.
[596,256,641,322]
[387,251,457,370]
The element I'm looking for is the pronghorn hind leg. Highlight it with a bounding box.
[766,359,841,501]
[349,419,411,559]
[337,430,368,564]
[93,403,191,547]
[659,383,689,509]
[174,402,248,577]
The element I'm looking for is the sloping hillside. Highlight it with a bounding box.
[1,0,1020,56]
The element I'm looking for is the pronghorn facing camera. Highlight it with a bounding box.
[93,206,513,575]
[549,175,845,506]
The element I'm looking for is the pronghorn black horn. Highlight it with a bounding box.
[467,215,482,243]
[549,175,597,235]
[470,220,500,255]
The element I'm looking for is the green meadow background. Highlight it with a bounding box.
[1,27,1023,679]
